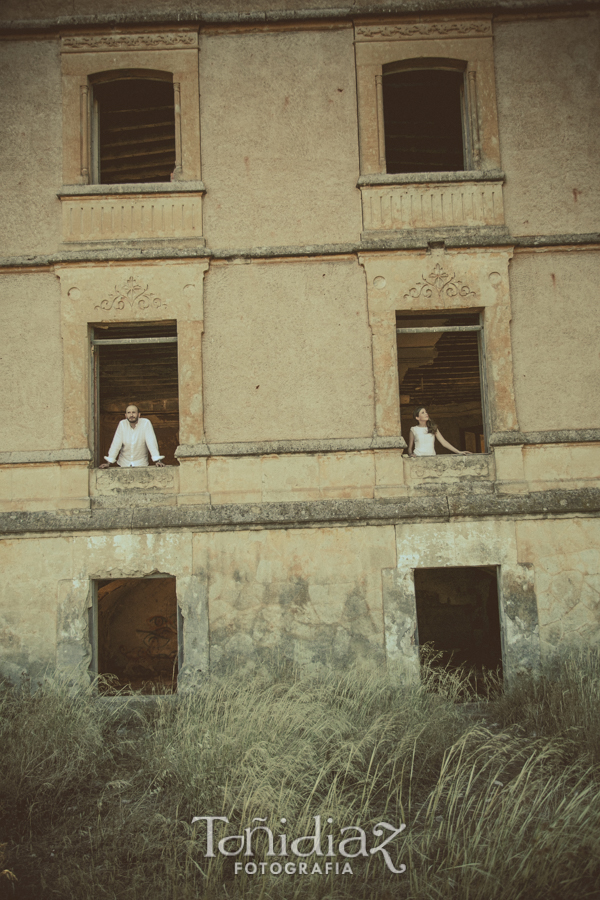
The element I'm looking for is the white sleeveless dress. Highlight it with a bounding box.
[411,426,436,456]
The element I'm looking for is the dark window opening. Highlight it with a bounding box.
[92,76,176,184]
[93,577,180,693]
[397,309,486,453]
[92,321,179,467]
[415,566,503,680]
[382,67,465,173]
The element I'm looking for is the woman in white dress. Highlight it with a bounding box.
[407,406,472,457]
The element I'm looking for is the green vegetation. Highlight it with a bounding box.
[1,651,600,900]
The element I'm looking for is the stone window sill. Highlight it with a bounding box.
[357,170,504,187]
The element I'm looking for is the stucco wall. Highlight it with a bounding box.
[495,13,600,236]
[0,39,62,258]
[199,26,362,249]
[202,258,374,442]
[0,273,64,451]
[509,249,600,431]
[0,536,72,680]
[1,517,599,683]
[517,518,600,657]
[196,525,396,674]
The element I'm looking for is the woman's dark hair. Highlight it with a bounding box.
[413,406,438,434]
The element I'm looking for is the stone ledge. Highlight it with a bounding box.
[357,170,505,186]
[490,429,600,446]
[1,487,599,536]
[361,226,511,243]
[1,233,599,271]
[58,182,206,197]
[176,435,407,458]
[0,449,92,465]
[2,0,599,31]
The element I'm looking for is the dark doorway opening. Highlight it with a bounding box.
[397,309,486,453]
[94,577,179,693]
[92,321,179,467]
[414,566,503,680]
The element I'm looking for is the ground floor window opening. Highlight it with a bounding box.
[414,566,503,687]
[92,321,179,467]
[92,577,179,694]
[397,309,486,453]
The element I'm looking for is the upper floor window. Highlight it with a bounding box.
[382,62,467,173]
[90,71,177,184]
[396,308,487,452]
[91,320,179,467]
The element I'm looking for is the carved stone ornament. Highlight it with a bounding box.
[355,21,492,40]
[95,276,166,312]
[403,263,478,303]
[61,32,198,52]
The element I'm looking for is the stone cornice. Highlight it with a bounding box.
[0,449,92,465]
[175,436,408,458]
[1,0,597,34]
[0,233,599,272]
[490,429,600,445]
[1,487,599,537]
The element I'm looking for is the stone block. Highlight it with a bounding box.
[60,461,90,499]
[177,457,209,505]
[523,443,600,486]
[207,456,262,504]
[404,453,492,486]
[10,464,60,500]
[494,445,527,493]
[261,454,320,503]
[374,449,405,487]
[318,451,374,499]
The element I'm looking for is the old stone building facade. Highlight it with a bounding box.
[0,0,599,690]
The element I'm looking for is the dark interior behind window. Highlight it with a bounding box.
[383,69,465,173]
[93,77,176,184]
[397,309,485,452]
[92,321,179,466]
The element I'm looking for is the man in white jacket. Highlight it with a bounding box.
[99,404,166,468]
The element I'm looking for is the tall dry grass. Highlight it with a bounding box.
[0,651,599,900]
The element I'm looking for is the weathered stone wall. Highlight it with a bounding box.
[1,517,598,686]
[509,249,600,431]
[0,273,63,451]
[202,258,374,442]
[199,25,362,249]
[517,518,600,657]
[0,39,62,258]
[495,13,600,237]
[195,525,396,674]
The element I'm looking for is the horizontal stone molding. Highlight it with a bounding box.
[360,180,505,231]
[358,170,505,187]
[1,487,599,537]
[59,182,206,197]
[490,429,600,446]
[175,436,408,458]
[61,32,199,52]
[355,19,492,40]
[2,234,599,270]
[61,191,204,244]
[4,1,597,33]
[0,449,92,465]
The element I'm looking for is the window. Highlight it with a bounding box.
[414,566,503,680]
[397,309,487,452]
[91,321,179,467]
[90,72,177,184]
[91,577,180,693]
[382,62,467,173]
